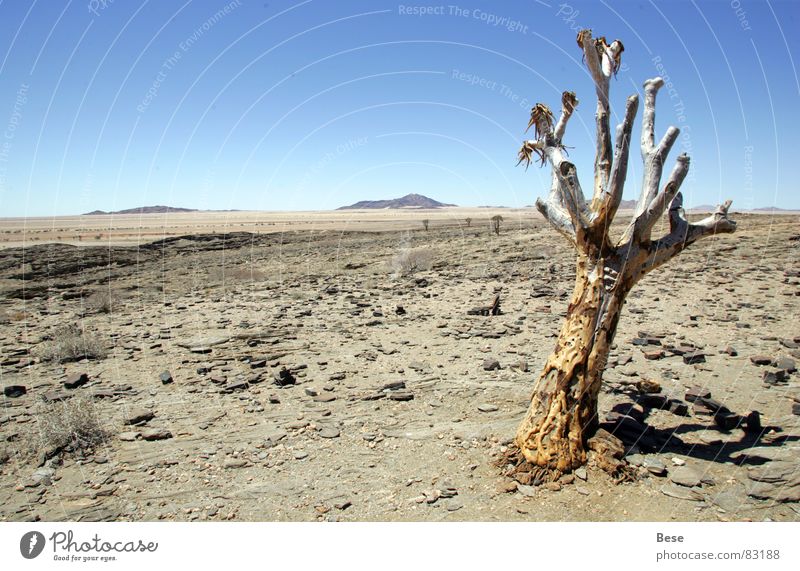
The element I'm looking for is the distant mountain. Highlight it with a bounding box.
[84,205,198,215]
[337,193,456,210]
[618,199,637,210]
[753,206,791,212]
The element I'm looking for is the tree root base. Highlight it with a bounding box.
[496,440,638,486]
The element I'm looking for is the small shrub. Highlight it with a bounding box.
[387,247,434,277]
[40,324,107,363]
[85,290,121,314]
[30,395,111,457]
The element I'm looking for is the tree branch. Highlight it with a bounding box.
[634,153,690,239]
[554,91,578,141]
[577,30,623,203]
[642,194,737,273]
[590,94,638,234]
[536,196,576,246]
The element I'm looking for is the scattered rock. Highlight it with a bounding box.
[159,370,173,384]
[141,428,172,441]
[223,458,248,469]
[660,483,704,501]
[274,368,296,387]
[774,356,795,372]
[318,427,340,439]
[636,379,661,394]
[124,409,155,426]
[482,358,501,371]
[685,386,711,402]
[442,498,463,512]
[714,412,742,431]
[643,457,668,476]
[477,404,499,412]
[64,373,89,389]
[3,385,26,398]
[763,368,788,385]
[683,351,706,365]
[750,355,772,366]
[669,466,710,488]
[118,431,140,442]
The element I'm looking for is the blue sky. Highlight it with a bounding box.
[0,0,798,216]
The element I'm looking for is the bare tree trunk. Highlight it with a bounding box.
[516,253,627,470]
[513,29,736,476]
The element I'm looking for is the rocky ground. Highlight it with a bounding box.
[0,212,798,522]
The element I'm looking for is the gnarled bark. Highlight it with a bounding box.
[514,30,736,474]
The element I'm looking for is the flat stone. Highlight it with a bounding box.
[64,373,89,389]
[574,467,587,481]
[774,356,796,372]
[763,368,788,385]
[752,479,800,502]
[221,380,249,392]
[643,351,665,361]
[685,386,711,402]
[643,457,668,476]
[318,428,340,439]
[189,346,212,354]
[387,391,414,401]
[516,483,536,497]
[118,431,141,442]
[750,355,772,366]
[482,359,501,371]
[683,351,706,365]
[660,483,704,501]
[313,394,336,403]
[141,428,172,441]
[274,368,296,387]
[636,379,661,393]
[477,404,499,412]
[3,385,26,398]
[223,459,248,469]
[714,412,742,431]
[668,400,689,416]
[293,451,309,460]
[747,460,797,484]
[124,409,154,426]
[669,466,708,488]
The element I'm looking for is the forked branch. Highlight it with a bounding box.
[642,194,737,273]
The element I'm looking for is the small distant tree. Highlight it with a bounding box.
[421,219,430,232]
[490,215,503,235]
[465,217,472,228]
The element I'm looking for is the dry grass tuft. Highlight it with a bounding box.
[387,247,434,277]
[39,324,107,363]
[29,395,111,457]
[85,289,123,314]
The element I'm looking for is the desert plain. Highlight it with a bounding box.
[0,207,799,522]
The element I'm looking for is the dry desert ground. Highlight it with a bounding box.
[0,208,799,522]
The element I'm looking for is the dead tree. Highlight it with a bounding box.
[513,30,736,475]
[491,215,503,235]
[465,217,472,228]
[422,219,430,232]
